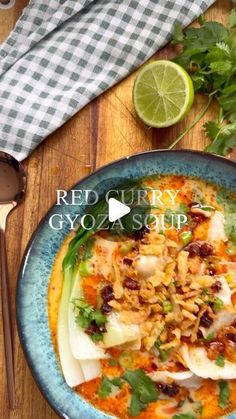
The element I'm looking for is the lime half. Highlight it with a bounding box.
[133,60,194,128]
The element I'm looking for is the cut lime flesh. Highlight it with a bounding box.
[133,60,194,128]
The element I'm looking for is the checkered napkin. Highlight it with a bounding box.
[0,0,215,161]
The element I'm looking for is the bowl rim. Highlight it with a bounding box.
[16,148,236,418]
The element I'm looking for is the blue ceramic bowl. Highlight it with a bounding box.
[17,150,236,419]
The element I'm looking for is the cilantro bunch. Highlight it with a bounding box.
[169,9,236,156]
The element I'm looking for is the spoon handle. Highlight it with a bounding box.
[0,227,16,409]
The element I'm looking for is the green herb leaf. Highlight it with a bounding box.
[164,204,189,229]
[72,298,107,339]
[172,23,184,44]
[91,332,103,342]
[204,120,236,156]
[173,414,195,419]
[123,369,158,416]
[215,354,225,367]
[229,9,236,29]
[97,376,122,399]
[97,377,112,398]
[217,188,236,242]
[204,332,215,341]
[108,359,118,367]
[218,380,230,408]
[218,84,236,122]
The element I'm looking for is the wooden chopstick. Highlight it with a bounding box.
[0,228,16,409]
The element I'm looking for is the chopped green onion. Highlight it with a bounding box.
[215,354,225,367]
[218,380,230,408]
[204,332,215,341]
[199,205,215,211]
[163,300,173,313]
[155,338,171,362]
[120,242,133,255]
[147,215,156,224]
[180,231,192,245]
[119,351,133,369]
[213,297,224,312]
[79,260,93,276]
[108,359,118,367]
[230,231,236,243]
[226,242,236,256]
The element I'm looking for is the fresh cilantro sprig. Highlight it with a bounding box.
[123,369,159,416]
[72,298,107,342]
[97,370,158,416]
[169,9,236,156]
[97,376,123,398]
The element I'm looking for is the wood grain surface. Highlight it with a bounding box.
[0,0,235,418]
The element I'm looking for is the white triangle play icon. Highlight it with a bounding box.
[108,198,131,222]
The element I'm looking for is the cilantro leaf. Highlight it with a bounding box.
[204,120,236,156]
[90,332,103,342]
[72,298,107,340]
[97,377,111,398]
[229,9,236,29]
[129,392,147,417]
[173,414,195,419]
[209,60,232,76]
[123,370,158,416]
[172,22,184,44]
[218,380,230,408]
[91,309,107,326]
[218,84,236,122]
[97,376,122,399]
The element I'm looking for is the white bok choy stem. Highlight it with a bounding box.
[68,269,107,361]
[57,266,85,387]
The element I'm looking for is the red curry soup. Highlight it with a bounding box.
[48,174,236,419]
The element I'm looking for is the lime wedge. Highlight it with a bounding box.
[133,60,194,128]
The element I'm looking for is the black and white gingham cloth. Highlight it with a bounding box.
[0,0,215,161]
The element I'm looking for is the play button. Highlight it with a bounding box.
[108,197,131,222]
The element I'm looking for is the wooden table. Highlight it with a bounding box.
[0,0,235,417]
